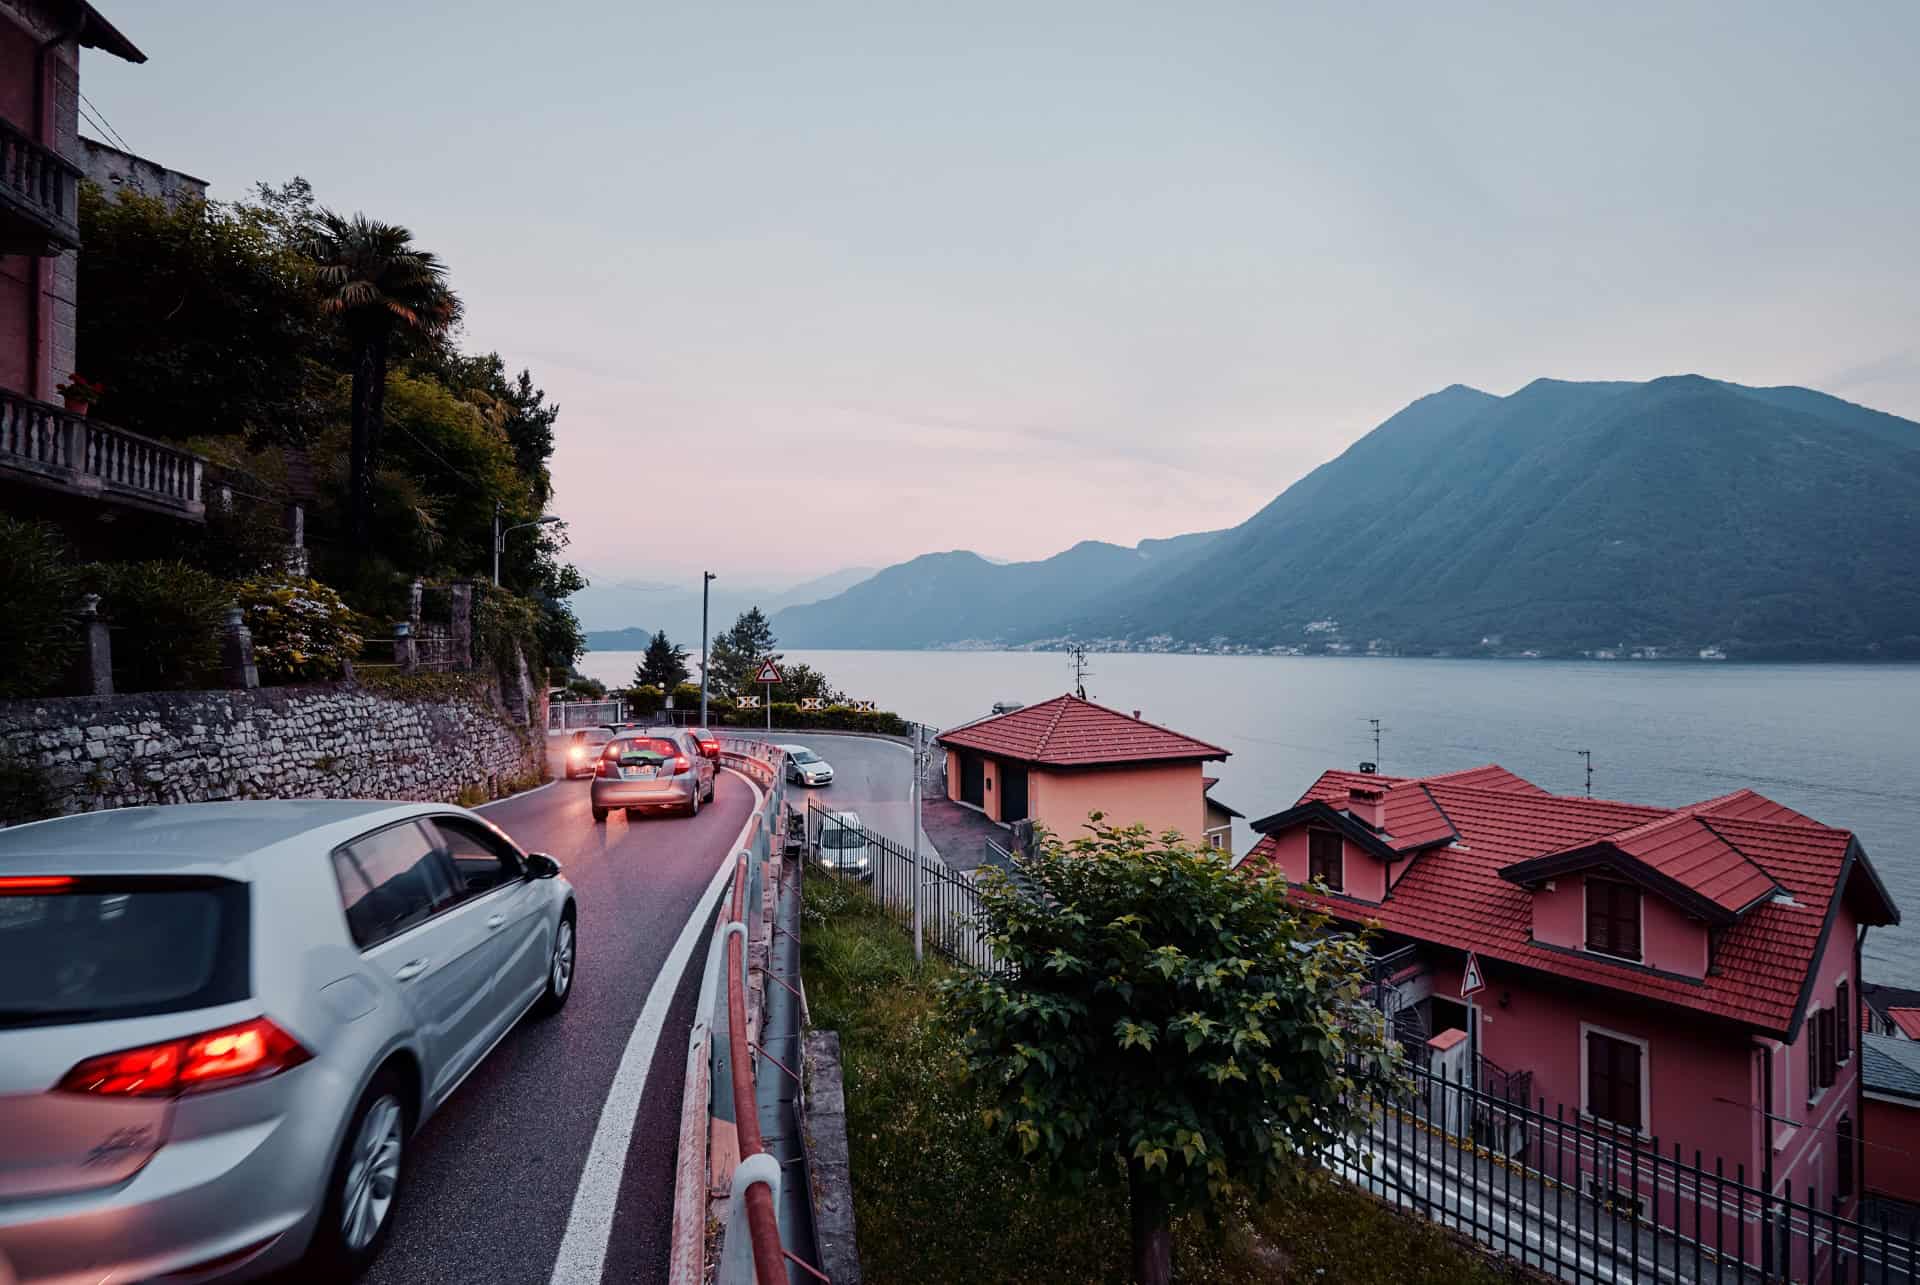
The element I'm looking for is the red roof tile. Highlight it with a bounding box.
[1247,765,1898,1038]
[936,694,1228,768]
[1892,1009,1920,1041]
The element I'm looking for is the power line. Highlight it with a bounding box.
[78,91,132,153]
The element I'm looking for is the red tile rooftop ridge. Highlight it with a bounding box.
[1892,1009,1920,1041]
[935,693,1230,767]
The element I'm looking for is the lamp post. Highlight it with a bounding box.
[493,507,561,586]
[699,571,716,726]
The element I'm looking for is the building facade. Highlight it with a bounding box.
[1247,763,1901,1247]
[936,694,1229,845]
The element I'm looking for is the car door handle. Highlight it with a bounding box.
[486,914,506,931]
[394,958,431,982]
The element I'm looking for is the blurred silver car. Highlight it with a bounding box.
[782,745,833,786]
[589,728,716,822]
[815,810,871,881]
[0,801,577,1283]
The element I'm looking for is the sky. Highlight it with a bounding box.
[85,1,1920,591]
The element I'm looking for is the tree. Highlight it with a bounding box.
[707,606,781,696]
[942,822,1405,1285]
[776,660,844,704]
[307,212,459,564]
[635,630,691,690]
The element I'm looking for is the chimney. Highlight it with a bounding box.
[1348,785,1387,831]
[1132,710,1141,720]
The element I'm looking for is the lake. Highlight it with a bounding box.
[578,648,1920,988]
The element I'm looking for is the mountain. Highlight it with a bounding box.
[772,532,1221,648]
[573,565,876,644]
[580,626,655,652]
[1053,375,1920,657]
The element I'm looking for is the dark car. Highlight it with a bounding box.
[690,727,721,765]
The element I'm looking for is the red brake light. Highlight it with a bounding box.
[595,758,614,777]
[0,875,73,894]
[674,754,691,772]
[57,1018,310,1097]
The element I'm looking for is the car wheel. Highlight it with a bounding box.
[592,806,607,823]
[534,908,576,1017]
[309,1067,409,1279]
[689,786,700,817]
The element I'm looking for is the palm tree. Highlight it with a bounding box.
[308,212,459,562]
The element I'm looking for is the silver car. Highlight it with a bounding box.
[0,801,577,1283]
[815,810,872,881]
[589,728,717,822]
[782,745,833,787]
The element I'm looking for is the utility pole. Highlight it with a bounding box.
[491,501,502,587]
[1069,645,1090,699]
[699,571,715,726]
[1368,717,1382,768]
[910,722,923,965]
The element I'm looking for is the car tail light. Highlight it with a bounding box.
[569,746,584,761]
[56,1017,311,1097]
[596,758,615,777]
[674,754,691,773]
[0,875,74,894]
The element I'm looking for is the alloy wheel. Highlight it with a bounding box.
[341,1094,403,1252]
[552,919,575,998]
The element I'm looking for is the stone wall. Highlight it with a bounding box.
[0,677,543,819]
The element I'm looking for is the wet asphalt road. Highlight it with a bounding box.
[347,745,756,1285]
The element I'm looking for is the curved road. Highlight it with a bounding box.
[345,746,755,1285]
[725,730,929,855]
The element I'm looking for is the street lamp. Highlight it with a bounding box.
[699,571,716,726]
[493,506,561,586]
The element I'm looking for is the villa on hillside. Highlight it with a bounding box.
[934,694,1233,852]
[1246,763,1902,1240]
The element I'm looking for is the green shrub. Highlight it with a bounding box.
[236,575,364,683]
[86,560,231,692]
[0,516,82,700]
[472,582,541,676]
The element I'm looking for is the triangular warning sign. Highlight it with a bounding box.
[1460,951,1486,999]
[754,659,783,683]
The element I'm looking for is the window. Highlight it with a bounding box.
[1837,981,1851,1063]
[333,821,457,949]
[1837,1115,1855,1200]
[1585,877,1642,961]
[1585,1029,1645,1131]
[1807,1006,1839,1102]
[1308,829,1343,891]
[432,817,523,898]
[1209,831,1226,850]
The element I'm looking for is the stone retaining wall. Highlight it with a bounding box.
[0,678,543,819]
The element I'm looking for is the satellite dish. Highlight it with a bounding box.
[1358,761,1378,775]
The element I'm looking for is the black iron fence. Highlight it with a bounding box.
[1329,1056,1919,1284]
[804,798,997,973]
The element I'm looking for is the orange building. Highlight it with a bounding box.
[936,694,1229,845]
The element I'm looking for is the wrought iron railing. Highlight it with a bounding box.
[0,117,82,250]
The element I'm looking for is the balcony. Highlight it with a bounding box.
[0,118,84,254]
[0,388,205,521]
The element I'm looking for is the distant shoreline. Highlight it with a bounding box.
[580,643,1920,666]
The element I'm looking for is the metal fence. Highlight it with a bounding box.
[803,797,997,973]
[547,698,625,730]
[1329,1057,1919,1284]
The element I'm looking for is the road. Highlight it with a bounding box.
[346,742,756,1285]
[724,730,932,856]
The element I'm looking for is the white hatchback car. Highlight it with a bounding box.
[0,800,576,1283]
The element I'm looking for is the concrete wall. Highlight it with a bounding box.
[0,680,543,817]
[1028,759,1207,844]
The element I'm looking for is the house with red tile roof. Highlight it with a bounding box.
[936,694,1228,845]
[1245,763,1901,1228]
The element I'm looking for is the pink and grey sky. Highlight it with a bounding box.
[86,1,1920,590]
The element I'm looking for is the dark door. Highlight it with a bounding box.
[960,753,985,806]
[1000,765,1029,821]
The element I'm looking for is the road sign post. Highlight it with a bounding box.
[755,658,782,731]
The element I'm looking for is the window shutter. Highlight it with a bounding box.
[1616,1039,1642,1132]
[1807,1018,1819,1102]
[1838,982,1851,1063]
[1615,884,1641,960]
[1838,1115,1855,1200]
[1825,1009,1839,1088]
[1587,1032,1610,1121]
[1587,890,1609,953]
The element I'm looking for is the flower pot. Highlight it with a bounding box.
[63,396,90,416]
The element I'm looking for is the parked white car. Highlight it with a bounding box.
[782,745,834,787]
[815,811,871,881]
[0,801,576,1283]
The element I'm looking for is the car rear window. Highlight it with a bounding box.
[0,877,249,1028]
[608,737,679,759]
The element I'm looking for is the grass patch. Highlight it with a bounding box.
[801,872,1531,1284]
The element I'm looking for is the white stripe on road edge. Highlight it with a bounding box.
[474,778,560,810]
[548,767,766,1285]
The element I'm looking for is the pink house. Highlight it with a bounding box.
[1247,763,1901,1248]
[936,694,1229,844]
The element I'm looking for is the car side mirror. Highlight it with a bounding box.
[526,853,562,879]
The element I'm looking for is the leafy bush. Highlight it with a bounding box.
[0,516,82,699]
[236,575,364,683]
[708,701,908,735]
[473,582,541,676]
[86,561,231,692]
[943,822,1406,1283]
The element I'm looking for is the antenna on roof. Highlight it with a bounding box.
[1364,717,1384,771]
[1068,645,1091,700]
[1576,749,1593,797]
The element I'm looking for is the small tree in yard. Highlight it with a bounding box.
[634,630,690,691]
[943,821,1405,1285]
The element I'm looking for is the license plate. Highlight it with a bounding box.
[622,767,656,780]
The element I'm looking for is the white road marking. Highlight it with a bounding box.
[475,778,560,810]
[547,767,765,1285]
